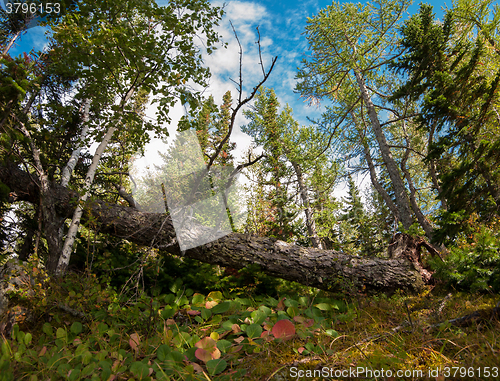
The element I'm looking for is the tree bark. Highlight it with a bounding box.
[57,124,117,276]
[351,112,400,222]
[353,69,414,230]
[0,162,431,293]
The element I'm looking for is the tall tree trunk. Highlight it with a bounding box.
[427,120,447,210]
[291,161,322,249]
[351,112,399,222]
[353,70,414,230]
[401,147,434,240]
[16,120,64,273]
[57,125,117,276]
[60,99,91,188]
[400,121,434,240]
[2,30,22,56]
[57,85,136,276]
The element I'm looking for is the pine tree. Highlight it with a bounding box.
[390,1,500,242]
[338,176,375,255]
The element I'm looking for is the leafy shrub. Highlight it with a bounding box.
[430,216,500,292]
[1,268,349,381]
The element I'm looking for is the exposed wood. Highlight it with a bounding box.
[0,162,432,293]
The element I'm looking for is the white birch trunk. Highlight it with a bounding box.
[60,99,91,187]
[56,84,137,275]
[56,124,117,275]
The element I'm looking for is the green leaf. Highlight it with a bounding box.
[130,361,150,379]
[201,308,212,320]
[98,360,111,380]
[192,293,205,305]
[68,368,81,381]
[325,329,339,337]
[211,301,230,314]
[57,363,71,377]
[246,324,263,339]
[287,306,300,318]
[97,323,108,336]
[11,325,19,341]
[222,320,236,331]
[56,328,67,340]
[23,332,32,346]
[70,322,83,335]
[315,303,331,311]
[216,339,232,353]
[207,291,223,301]
[82,350,92,365]
[156,344,171,361]
[161,306,175,319]
[81,362,97,377]
[206,359,227,375]
[250,310,267,325]
[167,350,184,363]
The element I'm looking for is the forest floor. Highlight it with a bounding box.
[251,290,500,380]
[1,262,499,381]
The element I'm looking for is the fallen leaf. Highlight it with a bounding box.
[272,320,295,340]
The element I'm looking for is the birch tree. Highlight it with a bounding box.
[0,0,224,274]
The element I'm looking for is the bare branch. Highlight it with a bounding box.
[229,21,244,104]
[255,26,266,77]
[112,183,140,209]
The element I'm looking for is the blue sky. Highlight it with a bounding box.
[5,0,449,122]
[3,0,450,177]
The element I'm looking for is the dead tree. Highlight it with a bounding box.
[1,162,434,294]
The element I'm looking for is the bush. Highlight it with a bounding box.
[430,216,500,292]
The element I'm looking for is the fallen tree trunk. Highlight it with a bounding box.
[1,162,431,293]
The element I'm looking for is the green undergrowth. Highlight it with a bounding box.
[1,262,499,380]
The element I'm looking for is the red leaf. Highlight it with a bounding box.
[276,297,286,311]
[195,337,216,350]
[195,348,212,363]
[129,333,140,351]
[272,319,295,340]
[205,301,217,309]
[39,346,47,356]
[303,319,314,328]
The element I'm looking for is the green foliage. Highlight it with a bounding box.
[391,1,500,241]
[1,268,357,380]
[430,217,500,292]
[4,268,500,380]
[337,176,379,255]
[0,0,225,271]
[242,88,340,246]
